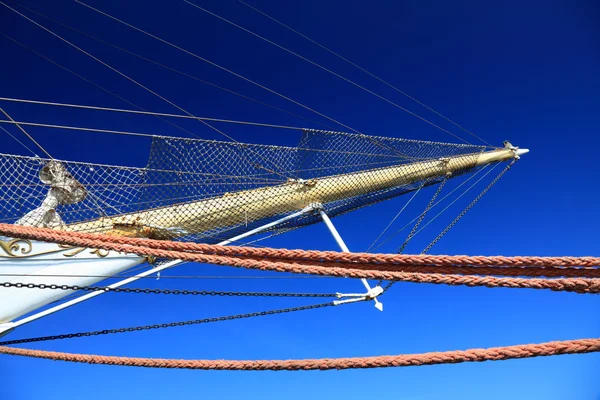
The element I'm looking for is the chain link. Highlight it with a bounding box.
[0,302,336,346]
[422,160,516,254]
[374,177,448,288]
[0,281,337,298]
[397,176,448,254]
[383,160,516,292]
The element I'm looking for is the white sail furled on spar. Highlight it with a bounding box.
[0,129,527,325]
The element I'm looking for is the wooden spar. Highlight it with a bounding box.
[66,147,523,238]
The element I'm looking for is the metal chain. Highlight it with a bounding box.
[383,160,516,292]
[397,176,449,254]
[421,160,516,254]
[0,282,337,298]
[374,176,448,287]
[0,302,336,346]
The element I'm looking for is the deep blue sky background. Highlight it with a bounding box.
[1,0,599,398]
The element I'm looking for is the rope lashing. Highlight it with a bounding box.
[2,336,599,370]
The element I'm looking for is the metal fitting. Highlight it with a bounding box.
[365,285,384,300]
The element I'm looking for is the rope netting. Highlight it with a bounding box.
[0,129,490,245]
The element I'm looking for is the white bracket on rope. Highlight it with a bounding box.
[315,203,383,311]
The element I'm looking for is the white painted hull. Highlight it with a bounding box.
[0,236,145,323]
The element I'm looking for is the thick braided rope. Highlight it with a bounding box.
[5,233,600,294]
[229,258,600,279]
[1,337,599,370]
[1,223,599,268]
[347,264,600,278]
[2,225,600,293]
[176,255,600,294]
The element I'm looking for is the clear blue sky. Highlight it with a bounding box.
[1,0,599,398]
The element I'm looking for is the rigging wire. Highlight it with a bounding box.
[238,0,493,147]
[0,98,309,131]
[9,3,336,131]
[421,160,516,254]
[63,0,419,161]
[0,2,294,181]
[0,31,208,140]
[369,164,491,252]
[0,2,221,140]
[0,119,302,137]
[374,177,447,287]
[70,0,367,136]
[365,184,424,252]
[411,165,501,240]
[0,107,52,158]
[397,177,448,254]
[381,161,514,292]
[184,0,473,145]
[0,125,37,156]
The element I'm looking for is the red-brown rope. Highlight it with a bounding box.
[2,224,600,294]
[2,223,600,368]
[167,254,600,294]
[1,336,599,370]
[224,256,600,279]
[1,223,598,269]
